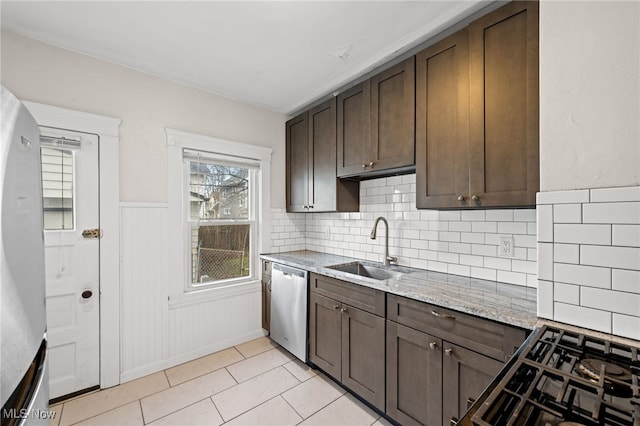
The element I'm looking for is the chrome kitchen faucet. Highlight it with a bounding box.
[370,216,397,266]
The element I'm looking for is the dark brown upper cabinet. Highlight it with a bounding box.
[337,57,415,178]
[286,99,359,213]
[416,1,539,209]
[468,1,539,208]
[416,30,470,209]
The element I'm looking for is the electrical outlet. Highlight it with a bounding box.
[499,236,514,258]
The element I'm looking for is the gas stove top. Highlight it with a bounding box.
[467,325,640,426]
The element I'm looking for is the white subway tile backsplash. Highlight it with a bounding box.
[553,243,579,264]
[536,186,640,340]
[554,263,611,289]
[537,190,590,205]
[554,303,612,334]
[613,314,640,341]
[583,202,640,224]
[580,245,640,270]
[498,222,529,235]
[581,287,640,316]
[514,209,537,222]
[484,257,512,271]
[537,205,553,242]
[612,224,640,247]
[471,221,498,233]
[553,204,582,223]
[512,260,537,275]
[461,232,485,244]
[554,224,611,245]
[448,264,471,277]
[460,254,484,267]
[497,270,527,286]
[514,234,537,248]
[537,280,554,319]
[612,269,640,294]
[554,283,580,304]
[590,186,640,203]
[471,267,497,281]
[461,210,486,221]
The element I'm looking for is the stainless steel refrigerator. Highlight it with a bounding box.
[1,85,49,425]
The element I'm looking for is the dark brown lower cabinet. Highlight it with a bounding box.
[442,342,503,425]
[309,292,385,411]
[386,321,442,426]
[387,320,508,426]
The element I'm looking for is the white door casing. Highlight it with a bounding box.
[41,127,100,398]
[24,101,121,390]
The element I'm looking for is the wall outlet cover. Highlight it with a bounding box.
[499,236,515,258]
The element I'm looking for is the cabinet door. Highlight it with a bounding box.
[337,81,370,177]
[308,99,336,212]
[308,99,359,212]
[286,112,310,212]
[309,292,342,380]
[442,342,503,425]
[468,1,539,207]
[370,56,416,173]
[416,30,470,209]
[386,321,442,426]
[341,306,385,411]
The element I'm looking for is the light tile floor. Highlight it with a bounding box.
[49,337,393,426]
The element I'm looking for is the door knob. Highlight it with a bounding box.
[457,195,465,202]
[471,195,479,202]
[81,290,93,299]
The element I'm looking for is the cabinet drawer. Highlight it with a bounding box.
[262,260,272,276]
[310,273,385,316]
[387,294,526,361]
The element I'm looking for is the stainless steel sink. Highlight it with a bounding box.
[326,261,404,281]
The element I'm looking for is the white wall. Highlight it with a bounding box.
[538,2,640,340]
[539,1,640,191]
[0,31,287,206]
[1,31,285,383]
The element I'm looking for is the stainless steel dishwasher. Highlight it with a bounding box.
[270,263,308,362]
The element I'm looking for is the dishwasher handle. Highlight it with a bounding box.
[272,263,307,279]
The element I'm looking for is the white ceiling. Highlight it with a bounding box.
[1,1,487,115]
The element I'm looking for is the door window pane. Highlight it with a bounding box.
[41,147,74,230]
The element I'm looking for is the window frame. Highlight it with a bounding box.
[167,128,272,305]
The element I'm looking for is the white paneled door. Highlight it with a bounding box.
[40,127,100,399]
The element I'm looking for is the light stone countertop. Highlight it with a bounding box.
[260,250,538,330]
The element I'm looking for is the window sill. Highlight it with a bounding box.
[168,279,260,309]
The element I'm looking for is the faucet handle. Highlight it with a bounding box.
[387,256,398,265]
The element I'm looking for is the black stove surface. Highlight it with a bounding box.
[466,326,640,426]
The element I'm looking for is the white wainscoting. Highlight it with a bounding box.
[119,203,264,383]
[120,204,169,381]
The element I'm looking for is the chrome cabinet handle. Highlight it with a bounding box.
[333,304,340,310]
[457,195,465,202]
[431,310,456,320]
[362,164,367,168]
[445,348,453,356]
[368,161,374,167]
[471,195,479,202]
[429,342,437,350]
[340,308,347,314]
[308,205,314,209]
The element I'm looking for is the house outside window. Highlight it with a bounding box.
[167,128,272,300]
